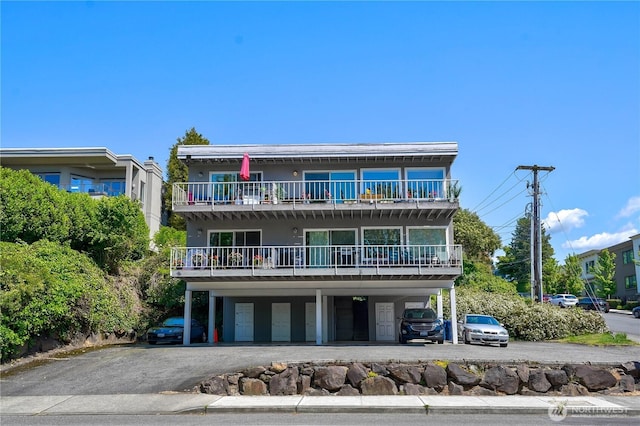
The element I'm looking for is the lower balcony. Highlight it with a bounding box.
[170,244,463,281]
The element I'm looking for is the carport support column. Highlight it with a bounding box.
[436,290,443,319]
[208,291,215,345]
[449,287,458,344]
[183,290,192,345]
[315,289,323,345]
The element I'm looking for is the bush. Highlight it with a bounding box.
[443,288,607,341]
[0,241,141,361]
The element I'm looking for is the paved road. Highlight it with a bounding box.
[604,312,640,341]
[2,341,639,397]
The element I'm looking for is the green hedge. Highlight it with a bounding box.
[0,241,140,361]
[444,288,608,341]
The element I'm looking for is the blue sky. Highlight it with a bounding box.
[2,1,639,263]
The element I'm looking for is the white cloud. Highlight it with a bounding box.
[562,228,638,251]
[543,208,588,233]
[617,195,640,219]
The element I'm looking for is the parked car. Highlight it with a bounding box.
[549,294,578,308]
[576,297,610,313]
[633,306,640,319]
[398,308,444,344]
[458,314,509,347]
[147,317,206,344]
[542,294,553,303]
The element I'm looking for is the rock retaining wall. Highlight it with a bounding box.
[199,361,640,397]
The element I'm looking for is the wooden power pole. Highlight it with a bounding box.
[516,165,555,302]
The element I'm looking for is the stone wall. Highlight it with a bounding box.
[199,360,640,397]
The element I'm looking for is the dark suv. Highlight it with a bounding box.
[576,297,610,313]
[399,308,444,344]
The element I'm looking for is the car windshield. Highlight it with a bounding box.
[162,317,184,327]
[466,315,499,325]
[403,309,437,320]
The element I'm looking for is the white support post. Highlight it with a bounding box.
[183,290,192,345]
[450,286,458,344]
[315,289,323,345]
[322,295,328,343]
[436,290,443,319]
[208,291,215,345]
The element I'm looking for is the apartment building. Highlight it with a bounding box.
[0,147,163,240]
[170,142,464,345]
[578,234,640,300]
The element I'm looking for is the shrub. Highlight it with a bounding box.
[0,241,141,361]
[443,287,607,341]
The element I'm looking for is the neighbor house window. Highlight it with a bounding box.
[585,260,595,274]
[622,250,634,264]
[625,275,637,289]
[35,172,61,187]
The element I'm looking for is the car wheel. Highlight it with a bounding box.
[464,331,470,344]
[148,341,156,345]
[500,343,508,348]
[634,310,640,319]
[399,335,407,344]
[437,339,444,344]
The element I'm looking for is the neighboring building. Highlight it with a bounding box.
[578,234,640,301]
[0,147,163,240]
[170,142,463,345]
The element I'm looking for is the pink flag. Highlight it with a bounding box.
[240,152,250,181]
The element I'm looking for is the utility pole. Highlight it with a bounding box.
[516,165,554,303]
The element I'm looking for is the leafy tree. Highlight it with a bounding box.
[0,241,140,361]
[164,128,210,229]
[453,209,502,263]
[550,254,584,295]
[496,216,557,294]
[592,249,617,298]
[89,195,149,273]
[455,260,516,294]
[0,168,72,244]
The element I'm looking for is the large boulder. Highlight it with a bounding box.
[528,369,552,393]
[313,366,348,392]
[347,363,369,387]
[480,366,520,395]
[387,364,422,384]
[446,363,480,387]
[240,378,267,395]
[545,369,569,388]
[360,376,398,395]
[423,363,448,391]
[269,367,299,395]
[572,365,617,391]
[200,376,229,395]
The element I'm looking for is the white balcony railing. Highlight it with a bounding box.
[170,244,463,273]
[172,179,460,207]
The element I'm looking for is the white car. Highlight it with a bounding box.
[458,314,509,347]
[549,294,578,308]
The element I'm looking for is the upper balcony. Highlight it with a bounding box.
[172,178,460,221]
[170,244,463,282]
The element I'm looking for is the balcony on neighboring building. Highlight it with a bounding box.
[170,244,463,281]
[172,178,460,221]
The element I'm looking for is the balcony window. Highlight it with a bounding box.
[361,169,400,199]
[210,172,262,202]
[407,227,447,262]
[406,168,444,199]
[304,171,356,202]
[70,175,94,193]
[35,172,60,187]
[305,229,357,267]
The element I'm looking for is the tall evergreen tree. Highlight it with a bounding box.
[164,128,210,229]
[496,216,557,294]
[591,249,617,298]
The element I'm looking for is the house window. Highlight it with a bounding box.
[585,260,595,274]
[361,169,401,199]
[70,175,94,193]
[625,275,637,289]
[209,230,262,267]
[405,168,445,199]
[210,172,262,201]
[407,227,448,260]
[304,171,356,201]
[35,172,61,187]
[305,229,357,267]
[622,250,634,264]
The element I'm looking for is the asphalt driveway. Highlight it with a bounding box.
[2,341,639,397]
